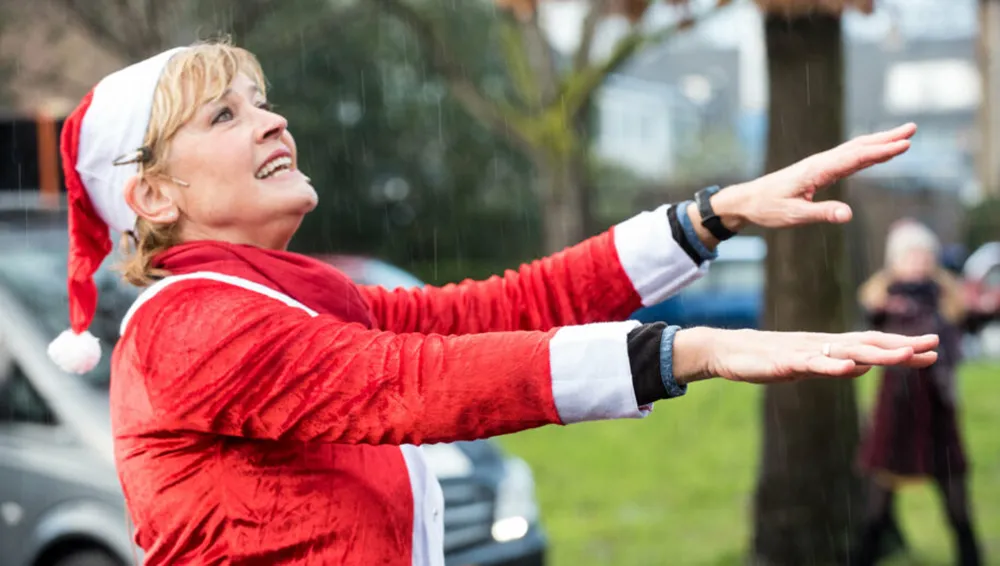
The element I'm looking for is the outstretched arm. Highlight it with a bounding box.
[360,203,713,335]
[121,279,676,445]
[363,123,919,336]
[120,276,940,445]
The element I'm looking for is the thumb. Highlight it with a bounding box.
[794,200,853,225]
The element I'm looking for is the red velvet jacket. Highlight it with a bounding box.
[109,205,705,565]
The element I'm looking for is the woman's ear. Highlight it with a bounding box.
[124,174,179,224]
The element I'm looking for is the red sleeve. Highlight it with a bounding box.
[361,205,707,335]
[119,280,650,445]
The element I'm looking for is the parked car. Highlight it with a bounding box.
[0,204,546,566]
[961,242,1000,329]
[631,235,766,329]
[958,241,1000,358]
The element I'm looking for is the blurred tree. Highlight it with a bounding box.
[0,0,542,272]
[39,0,278,61]
[238,0,540,270]
[750,1,872,564]
[373,0,730,253]
[965,196,1000,250]
[978,0,1000,197]
[0,3,13,107]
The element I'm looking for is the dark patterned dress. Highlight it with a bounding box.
[856,280,969,483]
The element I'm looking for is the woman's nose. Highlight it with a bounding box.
[256,109,288,143]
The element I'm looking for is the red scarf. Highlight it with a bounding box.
[154,241,375,328]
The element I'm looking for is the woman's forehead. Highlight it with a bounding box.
[208,73,263,102]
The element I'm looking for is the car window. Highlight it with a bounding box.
[0,362,57,426]
[0,249,136,390]
[361,261,426,290]
[685,260,765,293]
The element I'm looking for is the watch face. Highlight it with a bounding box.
[697,190,716,220]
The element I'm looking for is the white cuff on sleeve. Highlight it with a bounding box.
[613,204,709,306]
[549,320,650,424]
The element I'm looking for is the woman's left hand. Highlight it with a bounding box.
[712,123,917,231]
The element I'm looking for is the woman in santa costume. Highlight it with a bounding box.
[49,41,938,565]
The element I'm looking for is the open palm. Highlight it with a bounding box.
[708,329,939,384]
[734,123,917,229]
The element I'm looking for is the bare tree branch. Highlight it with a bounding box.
[519,15,561,106]
[374,0,534,153]
[572,0,604,72]
[559,0,731,120]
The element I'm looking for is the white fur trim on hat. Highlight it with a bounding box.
[48,330,102,374]
[76,47,189,234]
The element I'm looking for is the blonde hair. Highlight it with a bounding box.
[119,39,267,286]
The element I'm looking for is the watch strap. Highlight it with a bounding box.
[695,186,736,242]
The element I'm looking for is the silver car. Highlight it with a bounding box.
[0,203,547,566]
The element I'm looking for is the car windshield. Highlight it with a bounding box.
[0,246,137,390]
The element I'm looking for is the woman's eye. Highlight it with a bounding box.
[212,107,234,124]
[257,101,274,112]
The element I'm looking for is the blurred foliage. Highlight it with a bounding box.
[965,196,1000,251]
[237,0,542,266]
[588,155,653,224]
[672,127,748,184]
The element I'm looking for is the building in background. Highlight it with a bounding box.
[584,0,979,196]
[593,45,742,180]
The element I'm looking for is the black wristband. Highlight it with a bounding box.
[695,186,736,242]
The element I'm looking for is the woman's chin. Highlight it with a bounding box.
[269,180,318,213]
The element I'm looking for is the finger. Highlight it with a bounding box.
[902,351,938,368]
[810,140,911,187]
[805,355,858,377]
[854,140,912,167]
[856,332,939,352]
[850,123,917,146]
[833,140,912,178]
[828,343,914,366]
[842,365,874,379]
[789,200,853,225]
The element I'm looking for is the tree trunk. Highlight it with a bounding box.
[978,0,1000,197]
[535,149,588,254]
[751,13,863,566]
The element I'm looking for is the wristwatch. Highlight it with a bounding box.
[694,185,736,242]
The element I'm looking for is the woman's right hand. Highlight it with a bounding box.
[672,327,939,385]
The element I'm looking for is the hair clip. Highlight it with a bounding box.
[112,146,152,167]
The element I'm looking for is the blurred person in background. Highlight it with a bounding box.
[48,40,940,565]
[853,219,983,566]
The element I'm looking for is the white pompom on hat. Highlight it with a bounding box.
[48,47,188,374]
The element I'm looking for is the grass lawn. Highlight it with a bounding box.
[497,361,1000,566]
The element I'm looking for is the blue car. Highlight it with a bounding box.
[632,236,766,329]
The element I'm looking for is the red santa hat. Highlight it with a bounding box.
[48,47,189,374]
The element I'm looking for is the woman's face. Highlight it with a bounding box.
[892,247,937,282]
[154,72,317,249]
